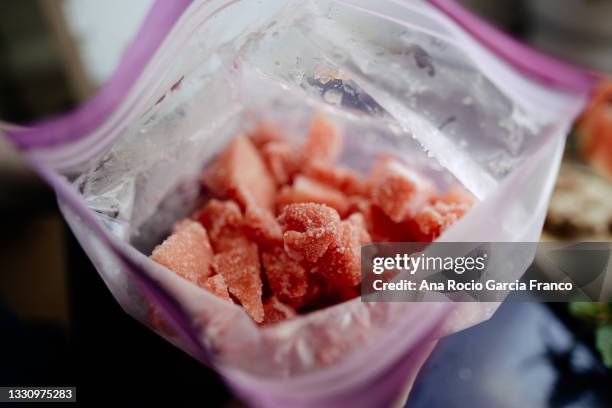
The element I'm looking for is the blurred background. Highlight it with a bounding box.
[0,0,611,406]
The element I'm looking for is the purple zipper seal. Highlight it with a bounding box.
[428,0,598,94]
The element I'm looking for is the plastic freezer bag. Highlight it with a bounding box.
[3,0,594,407]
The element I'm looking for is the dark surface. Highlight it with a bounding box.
[408,301,612,408]
[0,224,231,407]
[0,301,71,387]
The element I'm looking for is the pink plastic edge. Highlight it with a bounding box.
[26,155,212,364]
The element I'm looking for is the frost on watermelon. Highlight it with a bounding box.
[195,199,250,253]
[201,135,276,212]
[277,175,349,216]
[243,205,283,249]
[369,157,435,223]
[312,213,371,288]
[303,113,343,163]
[213,242,264,323]
[304,160,368,196]
[345,212,371,244]
[415,200,472,241]
[150,113,478,325]
[440,186,476,208]
[279,203,342,263]
[262,246,308,305]
[203,274,232,302]
[347,195,373,226]
[261,296,296,325]
[260,141,301,186]
[150,219,213,287]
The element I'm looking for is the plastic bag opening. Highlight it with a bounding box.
[3,0,591,406]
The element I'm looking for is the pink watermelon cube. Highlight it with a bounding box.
[150,219,213,287]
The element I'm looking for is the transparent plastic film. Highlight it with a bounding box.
[2,1,592,407]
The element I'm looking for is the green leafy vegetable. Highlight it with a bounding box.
[569,302,612,368]
[596,325,612,367]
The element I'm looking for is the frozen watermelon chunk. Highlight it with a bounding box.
[345,212,371,244]
[244,205,283,249]
[153,118,467,321]
[195,199,251,253]
[347,195,372,222]
[440,186,476,207]
[312,213,371,288]
[262,246,308,304]
[304,160,368,196]
[366,204,430,243]
[213,243,264,323]
[369,205,408,242]
[261,296,296,325]
[260,141,301,186]
[347,197,407,242]
[248,122,284,149]
[277,175,349,216]
[201,135,276,211]
[196,199,242,233]
[369,158,435,222]
[303,113,342,163]
[279,203,342,263]
[151,219,213,287]
[415,200,471,241]
[285,273,325,309]
[211,229,253,254]
[283,224,338,264]
[203,274,232,302]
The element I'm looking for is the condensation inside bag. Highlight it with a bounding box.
[66,0,584,379]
